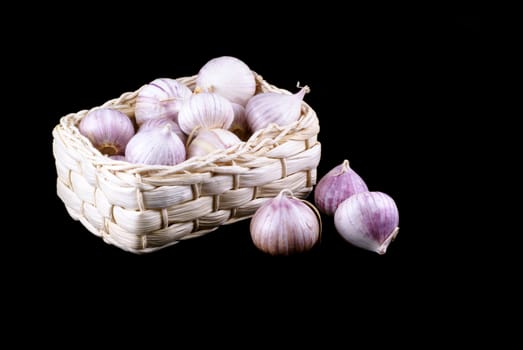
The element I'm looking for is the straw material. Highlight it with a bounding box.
[52,73,321,253]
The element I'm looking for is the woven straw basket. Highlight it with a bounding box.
[52,73,321,254]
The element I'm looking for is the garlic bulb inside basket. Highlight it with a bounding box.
[186,128,242,159]
[78,108,135,156]
[135,78,192,125]
[245,86,309,132]
[177,92,234,135]
[125,124,186,166]
[138,117,187,145]
[196,56,256,106]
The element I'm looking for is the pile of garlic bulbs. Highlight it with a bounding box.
[79,56,309,166]
[249,160,400,256]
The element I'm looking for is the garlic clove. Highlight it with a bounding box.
[79,108,135,156]
[125,124,186,166]
[135,78,192,125]
[229,103,251,141]
[186,128,242,159]
[250,189,321,256]
[196,56,256,106]
[138,117,187,145]
[177,92,234,135]
[245,86,309,132]
[314,160,369,216]
[334,191,399,255]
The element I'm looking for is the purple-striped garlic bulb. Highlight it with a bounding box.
[177,92,234,135]
[250,189,321,256]
[245,86,309,132]
[314,160,368,216]
[138,117,187,145]
[79,108,135,156]
[135,78,192,125]
[125,124,185,166]
[334,191,399,255]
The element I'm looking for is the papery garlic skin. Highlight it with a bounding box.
[245,86,309,132]
[177,92,234,135]
[229,103,250,141]
[250,190,321,256]
[196,56,256,106]
[314,160,369,216]
[135,78,192,125]
[138,117,187,145]
[334,192,399,255]
[125,125,186,166]
[79,108,135,156]
[109,155,126,161]
[187,128,242,159]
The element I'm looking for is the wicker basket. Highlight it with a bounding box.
[52,73,321,254]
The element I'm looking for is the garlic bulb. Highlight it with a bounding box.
[245,86,309,132]
[334,192,399,255]
[250,189,321,256]
[196,56,256,106]
[79,108,135,156]
[138,117,187,145]
[125,124,186,166]
[229,103,250,141]
[135,78,192,125]
[177,92,234,135]
[314,160,369,216]
[187,128,242,159]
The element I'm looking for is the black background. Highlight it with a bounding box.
[17,9,480,332]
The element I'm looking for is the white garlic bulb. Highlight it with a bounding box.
[187,128,242,159]
[138,117,187,145]
[245,86,309,132]
[196,56,256,106]
[79,108,135,156]
[125,124,186,166]
[177,92,234,135]
[135,78,192,125]
[250,189,321,255]
[229,102,250,141]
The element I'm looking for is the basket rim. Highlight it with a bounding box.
[52,72,320,179]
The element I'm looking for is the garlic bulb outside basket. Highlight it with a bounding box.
[334,191,399,255]
[250,189,321,256]
[314,160,369,216]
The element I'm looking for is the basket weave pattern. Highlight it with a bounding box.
[52,73,321,253]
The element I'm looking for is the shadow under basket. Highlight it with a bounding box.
[52,73,321,254]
